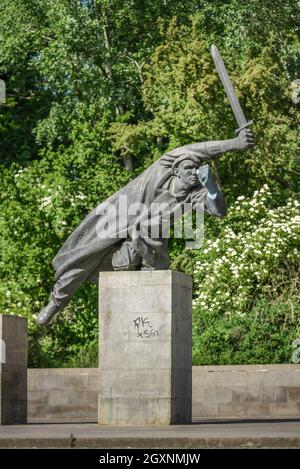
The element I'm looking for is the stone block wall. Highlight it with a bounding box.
[27,365,300,421]
[0,315,27,424]
[28,368,98,420]
[192,365,300,419]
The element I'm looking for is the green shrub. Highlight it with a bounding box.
[174,185,300,364]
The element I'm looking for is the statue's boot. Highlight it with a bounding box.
[36,297,62,326]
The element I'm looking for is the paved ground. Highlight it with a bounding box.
[0,419,300,448]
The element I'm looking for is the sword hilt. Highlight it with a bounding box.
[235,120,253,134]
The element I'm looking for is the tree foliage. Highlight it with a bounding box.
[0,0,299,366]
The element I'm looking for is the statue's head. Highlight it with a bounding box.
[172,155,199,189]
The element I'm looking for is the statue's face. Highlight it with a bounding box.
[174,160,198,188]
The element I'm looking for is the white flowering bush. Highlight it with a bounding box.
[193,185,300,317]
[173,184,300,364]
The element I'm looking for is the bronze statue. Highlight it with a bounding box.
[37,45,254,325]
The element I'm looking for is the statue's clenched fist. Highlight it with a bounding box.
[235,128,254,151]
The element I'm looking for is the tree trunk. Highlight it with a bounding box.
[96,2,133,172]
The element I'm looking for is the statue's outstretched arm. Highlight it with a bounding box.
[167,128,254,160]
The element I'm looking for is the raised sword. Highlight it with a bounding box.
[211,44,253,133]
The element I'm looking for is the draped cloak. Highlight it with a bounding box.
[52,144,212,284]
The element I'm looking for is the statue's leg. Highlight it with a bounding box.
[112,240,142,271]
[52,267,90,306]
[37,256,101,325]
[141,239,170,270]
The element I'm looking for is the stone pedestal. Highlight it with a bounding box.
[98,270,192,425]
[0,315,27,425]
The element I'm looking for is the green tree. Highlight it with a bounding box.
[0,1,299,366]
[0,0,201,365]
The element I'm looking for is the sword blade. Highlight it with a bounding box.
[211,45,250,131]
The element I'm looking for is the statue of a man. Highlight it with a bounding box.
[37,128,254,325]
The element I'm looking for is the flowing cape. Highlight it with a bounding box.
[52,147,209,282]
